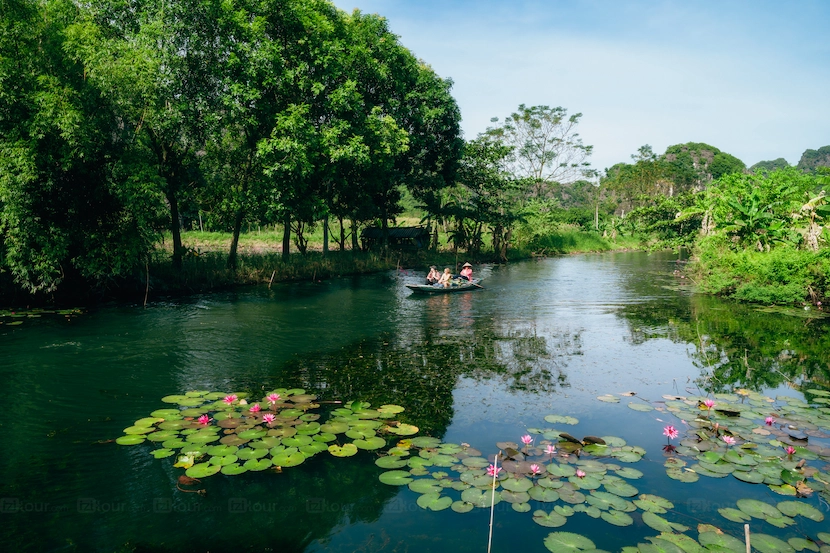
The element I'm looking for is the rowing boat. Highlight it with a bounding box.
[405,279,482,294]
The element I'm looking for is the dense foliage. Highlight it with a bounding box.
[0,0,462,296]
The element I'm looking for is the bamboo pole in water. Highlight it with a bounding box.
[744,524,751,553]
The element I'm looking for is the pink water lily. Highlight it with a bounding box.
[267,393,281,405]
[262,413,276,426]
[765,416,775,426]
[223,394,238,404]
[545,444,556,457]
[521,435,533,445]
[197,415,210,426]
[249,403,261,413]
[529,463,542,476]
[486,464,503,478]
[722,435,736,447]
[575,469,586,478]
[663,425,679,440]
[785,445,796,456]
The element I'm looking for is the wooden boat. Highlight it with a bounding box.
[406,279,482,294]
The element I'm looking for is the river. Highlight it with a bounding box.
[2,251,828,552]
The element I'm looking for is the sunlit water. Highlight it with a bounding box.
[2,252,828,552]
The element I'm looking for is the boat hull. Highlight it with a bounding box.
[405,279,482,294]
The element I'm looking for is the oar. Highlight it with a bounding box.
[470,282,485,289]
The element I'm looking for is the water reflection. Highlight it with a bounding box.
[615,275,830,394]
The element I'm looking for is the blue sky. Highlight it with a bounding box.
[330,0,830,173]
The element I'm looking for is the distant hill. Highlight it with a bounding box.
[750,158,790,173]
[797,146,830,173]
[663,142,746,192]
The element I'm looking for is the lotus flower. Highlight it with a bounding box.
[197,415,210,426]
[663,425,679,440]
[545,444,556,457]
[703,399,715,409]
[521,435,533,445]
[529,463,542,476]
[765,416,775,426]
[575,469,586,478]
[486,464,502,478]
[223,394,238,405]
[262,413,276,426]
[249,403,261,413]
[785,445,796,456]
[722,435,736,447]
[267,393,280,405]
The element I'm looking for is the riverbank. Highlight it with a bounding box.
[689,235,830,306]
[0,228,641,307]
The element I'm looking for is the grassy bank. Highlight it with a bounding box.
[689,235,830,306]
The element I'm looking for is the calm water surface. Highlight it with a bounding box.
[2,252,828,552]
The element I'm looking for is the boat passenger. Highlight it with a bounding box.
[438,268,453,288]
[426,265,441,285]
[459,262,473,281]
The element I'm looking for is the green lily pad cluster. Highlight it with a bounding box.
[602,388,830,502]
[116,389,418,478]
[376,420,696,546]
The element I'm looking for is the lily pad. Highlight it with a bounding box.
[698,531,746,553]
[409,479,442,494]
[460,488,501,508]
[751,534,796,553]
[501,477,533,493]
[451,501,474,513]
[328,444,358,457]
[628,402,654,412]
[543,532,596,553]
[185,462,221,478]
[642,512,675,533]
[151,448,175,459]
[736,498,782,520]
[634,495,673,513]
[545,415,580,425]
[354,436,386,450]
[530,487,561,502]
[533,509,568,528]
[601,510,633,526]
[416,492,452,511]
[220,463,248,475]
[272,451,305,467]
[718,507,751,523]
[597,394,620,403]
[116,435,146,445]
[379,470,413,486]
[787,539,819,552]
[375,456,408,469]
[776,501,824,521]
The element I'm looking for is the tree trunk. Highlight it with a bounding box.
[322,213,329,257]
[338,215,346,251]
[282,212,291,262]
[351,219,359,252]
[167,188,183,271]
[227,207,245,270]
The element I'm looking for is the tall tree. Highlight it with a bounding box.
[485,104,592,198]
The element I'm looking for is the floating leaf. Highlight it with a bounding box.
[151,449,175,459]
[416,492,452,511]
[776,501,824,522]
[634,495,673,513]
[543,532,595,553]
[597,394,620,403]
[545,415,579,425]
[512,502,531,513]
[272,451,304,467]
[615,467,643,479]
[640,538,686,553]
[736,498,783,520]
[220,463,247,475]
[451,500,474,513]
[698,531,746,553]
[733,470,765,484]
[375,456,408,469]
[718,507,751,523]
[787,539,819,552]
[642,512,675,532]
[529,487,561,502]
[354,436,386,450]
[243,458,272,471]
[115,435,145,445]
[600,509,633,527]
[628,402,654,412]
[185,462,220,478]
[328,444,358,458]
[460,488,500,508]
[533,510,568,528]
[409,479,442,494]
[378,470,413,486]
[752,534,796,553]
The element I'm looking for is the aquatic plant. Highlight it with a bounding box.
[116,389,419,478]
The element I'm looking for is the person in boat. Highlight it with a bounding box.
[438,267,453,287]
[426,265,441,285]
[459,262,473,281]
